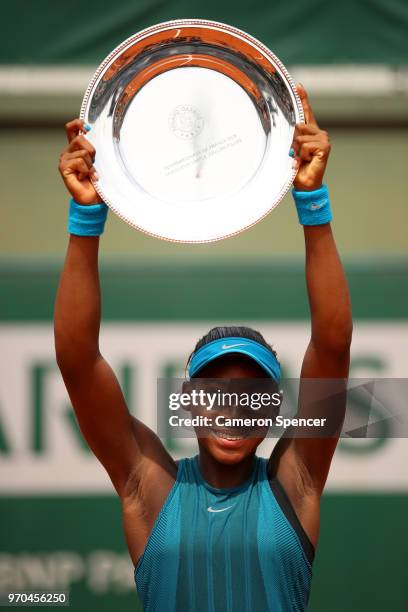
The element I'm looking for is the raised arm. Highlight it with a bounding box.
[54,120,174,498]
[296,211,352,492]
[294,87,352,493]
[270,86,352,544]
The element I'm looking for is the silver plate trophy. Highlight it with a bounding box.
[81,19,303,242]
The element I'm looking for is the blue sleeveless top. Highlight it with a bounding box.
[135,455,313,611]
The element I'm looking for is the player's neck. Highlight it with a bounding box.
[197,448,256,490]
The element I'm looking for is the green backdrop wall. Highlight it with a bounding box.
[3,0,408,65]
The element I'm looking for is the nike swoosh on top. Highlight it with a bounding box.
[207,505,234,513]
[221,343,247,350]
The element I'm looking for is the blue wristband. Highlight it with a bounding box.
[68,199,108,236]
[292,184,332,226]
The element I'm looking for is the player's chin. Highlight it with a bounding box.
[198,430,265,464]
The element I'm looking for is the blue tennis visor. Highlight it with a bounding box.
[188,337,280,382]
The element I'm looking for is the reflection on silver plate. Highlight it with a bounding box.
[80,19,303,243]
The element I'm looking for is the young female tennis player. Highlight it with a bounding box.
[55,85,352,611]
